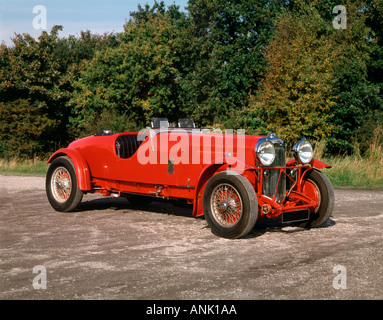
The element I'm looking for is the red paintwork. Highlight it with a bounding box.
[47,130,331,219]
[310,158,332,169]
[286,158,331,169]
[47,148,91,190]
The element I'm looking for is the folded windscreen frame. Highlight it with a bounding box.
[151,118,169,129]
[178,118,195,128]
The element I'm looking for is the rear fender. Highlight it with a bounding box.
[47,148,91,191]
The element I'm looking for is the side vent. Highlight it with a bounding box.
[115,134,143,159]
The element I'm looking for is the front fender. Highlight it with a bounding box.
[47,148,91,191]
[192,158,256,217]
[310,158,332,169]
[286,158,331,169]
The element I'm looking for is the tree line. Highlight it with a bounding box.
[0,0,382,159]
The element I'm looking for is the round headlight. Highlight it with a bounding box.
[255,140,275,166]
[293,138,313,164]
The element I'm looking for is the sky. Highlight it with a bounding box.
[0,0,189,46]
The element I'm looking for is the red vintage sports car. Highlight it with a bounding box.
[46,118,334,239]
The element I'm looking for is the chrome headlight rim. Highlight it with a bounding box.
[293,138,313,164]
[255,138,276,166]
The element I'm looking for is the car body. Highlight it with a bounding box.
[46,118,334,239]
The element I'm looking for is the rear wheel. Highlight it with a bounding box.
[298,169,334,228]
[203,171,258,239]
[46,156,83,212]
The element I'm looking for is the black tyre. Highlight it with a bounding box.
[298,169,334,228]
[203,171,258,239]
[46,156,83,212]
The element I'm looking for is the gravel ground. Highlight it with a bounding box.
[0,175,45,192]
[0,174,382,300]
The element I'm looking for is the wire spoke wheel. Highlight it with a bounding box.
[210,183,243,227]
[46,156,83,212]
[51,167,72,203]
[203,172,258,239]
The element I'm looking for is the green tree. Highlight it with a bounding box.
[242,4,337,147]
[0,26,70,157]
[242,0,383,153]
[326,0,383,154]
[0,99,56,158]
[0,26,118,157]
[69,11,184,134]
[181,0,285,127]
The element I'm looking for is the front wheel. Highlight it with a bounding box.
[203,171,258,239]
[46,156,83,212]
[298,169,334,228]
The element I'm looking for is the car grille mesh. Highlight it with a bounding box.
[262,144,286,203]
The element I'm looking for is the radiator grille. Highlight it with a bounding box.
[262,144,286,203]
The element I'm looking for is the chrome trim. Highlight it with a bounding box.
[292,138,313,164]
[255,138,275,166]
[138,127,202,151]
[262,144,286,203]
[255,135,285,167]
[255,134,287,203]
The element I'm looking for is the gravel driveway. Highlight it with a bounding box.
[0,174,382,300]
